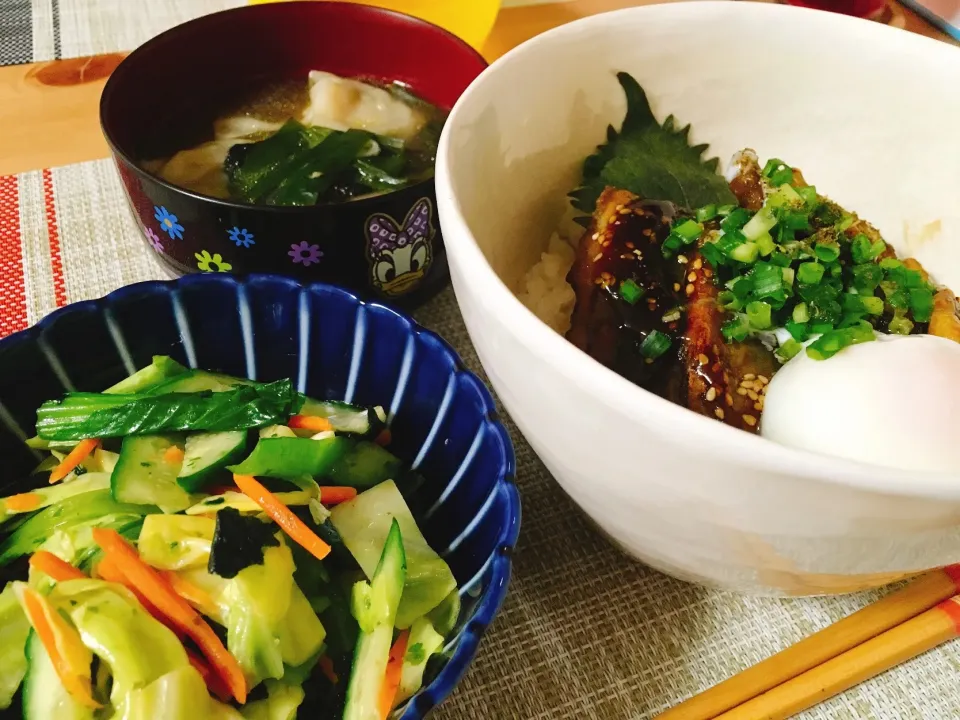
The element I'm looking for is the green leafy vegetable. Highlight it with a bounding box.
[570,72,736,219]
[36,379,303,441]
[208,508,281,579]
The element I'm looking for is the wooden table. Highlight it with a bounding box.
[0,0,953,178]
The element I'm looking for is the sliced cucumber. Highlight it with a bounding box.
[105,355,189,395]
[426,589,461,638]
[228,437,352,480]
[343,519,406,720]
[396,616,446,704]
[327,441,403,488]
[177,431,248,493]
[0,584,29,710]
[146,369,253,395]
[23,631,96,720]
[112,435,192,513]
[299,398,386,437]
[331,480,456,629]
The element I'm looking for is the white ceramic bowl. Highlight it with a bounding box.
[435,1,960,594]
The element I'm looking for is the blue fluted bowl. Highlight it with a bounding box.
[0,273,519,718]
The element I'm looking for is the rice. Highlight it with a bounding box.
[516,232,577,335]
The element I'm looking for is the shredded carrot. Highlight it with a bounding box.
[233,474,331,561]
[163,445,185,464]
[49,438,100,484]
[21,587,101,709]
[288,415,334,432]
[319,486,358,506]
[187,650,232,703]
[374,428,392,447]
[4,492,42,512]
[97,557,190,647]
[379,630,409,719]
[29,551,86,582]
[91,528,247,704]
[161,570,219,619]
[318,655,339,685]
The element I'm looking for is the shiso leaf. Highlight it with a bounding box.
[569,72,736,223]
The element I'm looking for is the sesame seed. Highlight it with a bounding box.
[754,402,763,411]
[620,253,631,260]
[685,284,695,296]
[704,268,714,278]
[673,283,681,292]
[757,375,770,385]
[725,393,734,406]
[743,415,757,427]
[626,241,635,249]
[644,358,654,365]
[743,373,756,380]
[614,204,624,213]
[736,388,748,396]
[698,353,709,365]
[705,387,717,402]
[687,272,697,282]
[619,208,632,215]
[693,258,703,270]
[747,390,759,401]
[603,240,611,247]
[634,249,643,258]
[593,253,603,262]
[714,408,725,420]
[592,233,599,241]
[678,254,689,264]
[642,228,653,236]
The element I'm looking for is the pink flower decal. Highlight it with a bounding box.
[145,227,163,253]
[289,241,323,267]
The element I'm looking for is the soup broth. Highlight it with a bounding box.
[142,71,447,206]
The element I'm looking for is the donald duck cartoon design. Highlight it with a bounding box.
[364,198,434,297]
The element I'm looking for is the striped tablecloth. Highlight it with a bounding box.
[2,2,960,719]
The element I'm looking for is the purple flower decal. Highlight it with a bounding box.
[145,227,163,253]
[289,241,323,267]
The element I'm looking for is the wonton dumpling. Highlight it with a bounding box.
[157,141,235,199]
[300,71,426,140]
[214,116,284,142]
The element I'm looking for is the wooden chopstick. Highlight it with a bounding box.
[654,565,960,720]
[714,594,960,720]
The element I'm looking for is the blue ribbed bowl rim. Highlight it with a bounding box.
[0,273,521,719]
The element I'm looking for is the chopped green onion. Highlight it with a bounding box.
[716,204,736,217]
[796,186,818,207]
[731,275,754,301]
[717,290,741,311]
[661,307,682,323]
[829,264,843,278]
[888,311,914,335]
[837,213,855,232]
[767,184,803,208]
[805,321,875,361]
[792,302,810,323]
[620,278,644,305]
[756,231,776,257]
[814,241,840,263]
[797,262,825,285]
[730,242,759,264]
[810,322,835,334]
[849,234,886,264]
[696,204,718,222]
[715,231,746,257]
[700,242,724,268]
[761,158,795,187]
[781,267,795,287]
[661,232,683,258]
[780,210,812,232]
[751,262,784,299]
[742,208,777,241]
[851,263,883,293]
[770,252,792,268]
[776,339,803,362]
[721,208,751,234]
[879,258,902,270]
[640,330,672,359]
[909,287,934,322]
[861,295,884,315]
[721,315,752,342]
[785,320,809,342]
[673,219,704,244]
[746,301,772,329]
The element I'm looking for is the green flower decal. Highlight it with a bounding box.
[195,250,232,273]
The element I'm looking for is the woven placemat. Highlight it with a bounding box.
[3,157,960,719]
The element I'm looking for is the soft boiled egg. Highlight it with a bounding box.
[761,334,960,473]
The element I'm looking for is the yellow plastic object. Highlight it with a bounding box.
[247,0,502,51]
